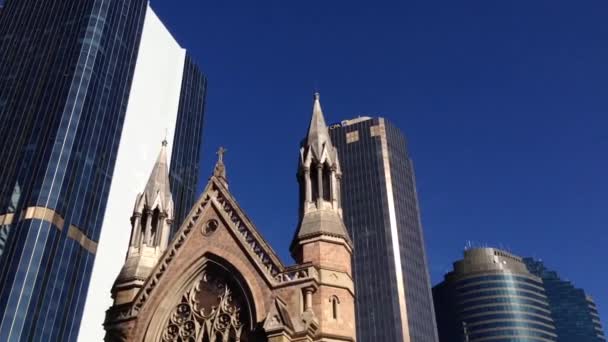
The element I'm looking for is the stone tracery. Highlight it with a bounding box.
[161,263,251,342]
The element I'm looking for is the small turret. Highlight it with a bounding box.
[291,93,352,259]
[111,140,174,305]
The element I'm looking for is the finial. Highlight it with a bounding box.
[162,128,168,146]
[217,146,227,162]
[314,92,320,101]
[213,146,228,186]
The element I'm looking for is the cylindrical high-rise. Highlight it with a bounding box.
[524,257,606,342]
[433,248,558,342]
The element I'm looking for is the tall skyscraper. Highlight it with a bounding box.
[433,248,558,342]
[0,1,206,341]
[79,5,206,341]
[328,117,438,341]
[524,258,606,342]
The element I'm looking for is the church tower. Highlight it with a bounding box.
[112,140,174,305]
[291,92,356,341]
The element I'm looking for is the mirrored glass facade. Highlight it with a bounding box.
[433,248,557,342]
[169,54,207,236]
[77,6,207,339]
[524,258,606,342]
[0,0,147,340]
[329,117,438,342]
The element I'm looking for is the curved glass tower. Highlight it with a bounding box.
[433,248,557,342]
[524,258,606,342]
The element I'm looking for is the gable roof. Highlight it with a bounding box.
[120,173,288,320]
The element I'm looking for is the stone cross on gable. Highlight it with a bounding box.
[217,146,227,162]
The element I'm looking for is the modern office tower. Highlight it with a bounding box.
[0,0,148,340]
[328,117,438,341]
[79,5,207,342]
[524,258,606,342]
[0,1,206,341]
[433,248,558,342]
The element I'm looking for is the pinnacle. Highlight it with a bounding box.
[143,140,172,209]
[305,92,333,157]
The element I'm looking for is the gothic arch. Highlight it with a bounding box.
[143,254,261,342]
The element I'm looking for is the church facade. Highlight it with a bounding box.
[104,94,356,342]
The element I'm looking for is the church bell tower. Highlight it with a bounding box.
[291,93,356,340]
[111,140,174,305]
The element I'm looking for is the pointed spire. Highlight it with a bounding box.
[305,92,333,157]
[143,140,172,210]
[291,93,352,257]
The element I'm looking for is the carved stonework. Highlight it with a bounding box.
[161,263,251,342]
[202,219,219,236]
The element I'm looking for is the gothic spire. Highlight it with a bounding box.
[113,140,175,301]
[291,93,352,257]
[305,92,334,158]
[143,140,172,211]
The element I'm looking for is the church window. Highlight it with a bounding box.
[323,164,331,201]
[202,219,218,236]
[160,261,254,342]
[311,164,320,201]
[330,296,340,320]
[151,208,160,245]
[140,209,149,245]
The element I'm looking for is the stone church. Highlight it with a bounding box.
[104,94,356,341]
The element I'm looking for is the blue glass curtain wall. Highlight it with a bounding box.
[169,54,207,236]
[329,118,438,342]
[524,258,606,342]
[434,273,558,342]
[0,0,147,340]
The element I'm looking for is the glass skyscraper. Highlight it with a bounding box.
[433,248,558,342]
[168,54,207,234]
[80,5,207,340]
[524,258,606,342]
[329,117,438,341]
[0,1,206,341]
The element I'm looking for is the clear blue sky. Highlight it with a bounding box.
[152,0,608,327]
